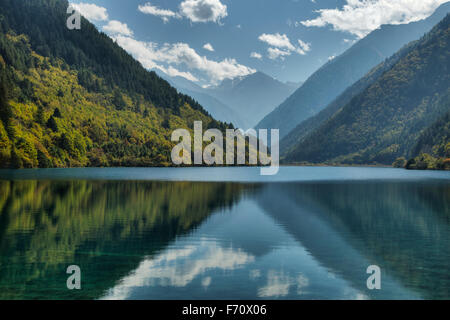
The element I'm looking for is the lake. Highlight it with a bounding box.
[0,167,449,300]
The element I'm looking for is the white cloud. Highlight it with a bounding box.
[109,36,197,82]
[103,20,133,36]
[201,277,212,288]
[138,2,180,23]
[258,33,296,51]
[250,52,262,60]
[297,274,310,295]
[180,0,228,23]
[297,39,311,55]
[70,2,108,21]
[259,33,311,60]
[328,55,336,61]
[111,36,158,69]
[203,43,215,52]
[161,66,199,82]
[114,35,255,84]
[267,47,291,60]
[300,0,449,38]
[101,242,254,300]
[257,270,310,298]
[258,270,292,298]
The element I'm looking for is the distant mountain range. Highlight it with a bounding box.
[257,2,450,139]
[282,14,450,169]
[161,71,299,129]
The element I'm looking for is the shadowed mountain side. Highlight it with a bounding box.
[0,180,246,299]
[257,2,450,139]
[256,182,450,299]
[405,110,450,170]
[283,14,450,165]
[280,39,419,156]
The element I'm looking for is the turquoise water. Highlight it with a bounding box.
[1,166,449,182]
[0,167,448,299]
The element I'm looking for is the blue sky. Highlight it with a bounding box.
[69,0,448,86]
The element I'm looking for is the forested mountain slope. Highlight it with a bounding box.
[280,40,419,155]
[405,111,450,170]
[0,0,227,168]
[257,2,450,139]
[283,15,450,167]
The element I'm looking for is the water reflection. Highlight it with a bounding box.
[102,240,255,300]
[258,182,450,299]
[0,180,246,299]
[0,177,448,300]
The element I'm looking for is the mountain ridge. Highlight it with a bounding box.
[256,2,450,138]
[280,36,421,155]
[0,0,229,168]
[282,14,450,167]
[162,70,298,129]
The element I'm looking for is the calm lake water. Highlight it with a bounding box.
[0,167,449,300]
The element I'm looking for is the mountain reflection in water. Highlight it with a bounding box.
[0,176,448,299]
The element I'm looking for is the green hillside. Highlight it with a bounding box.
[0,0,228,168]
[404,111,450,170]
[280,39,419,155]
[283,15,450,168]
[256,2,450,139]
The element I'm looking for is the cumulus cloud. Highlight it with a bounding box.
[70,2,108,21]
[267,47,291,60]
[180,0,228,23]
[160,66,199,82]
[138,2,181,22]
[203,43,215,52]
[259,33,311,60]
[250,52,262,60]
[114,35,255,84]
[137,0,227,24]
[103,20,133,36]
[297,39,311,54]
[300,0,448,38]
[258,33,296,51]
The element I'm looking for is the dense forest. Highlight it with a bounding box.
[403,111,450,170]
[280,39,419,155]
[0,0,230,168]
[256,2,450,139]
[282,14,450,170]
[0,180,246,299]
